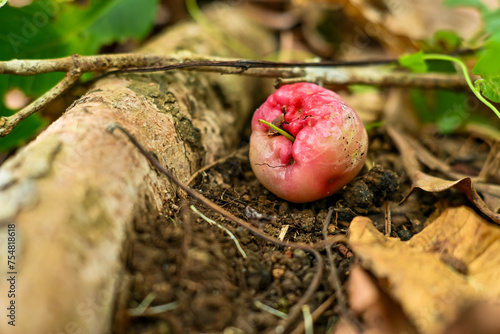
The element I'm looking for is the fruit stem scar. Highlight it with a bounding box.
[258,119,295,142]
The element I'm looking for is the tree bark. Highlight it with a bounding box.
[0,5,274,334]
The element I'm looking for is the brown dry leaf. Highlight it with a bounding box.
[387,126,500,224]
[333,265,418,334]
[294,0,482,54]
[479,141,500,184]
[387,126,470,180]
[346,0,480,40]
[349,206,500,334]
[475,183,500,217]
[403,171,500,224]
[443,302,500,334]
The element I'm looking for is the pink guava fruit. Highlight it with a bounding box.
[249,83,368,203]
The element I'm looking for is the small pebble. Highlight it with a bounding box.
[272,268,285,280]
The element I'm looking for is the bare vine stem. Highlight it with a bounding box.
[323,209,364,333]
[1,53,470,137]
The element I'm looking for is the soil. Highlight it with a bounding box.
[114,126,488,334]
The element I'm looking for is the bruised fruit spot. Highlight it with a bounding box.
[249,83,368,203]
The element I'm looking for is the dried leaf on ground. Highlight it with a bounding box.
[349,206,500,334]
[387,126,469,180]
[387,126,500,224]
[443,302,500,334]
[296,0,481,53]
[333,265,418,334]
[479,141,500,184]
[403,171,500,224]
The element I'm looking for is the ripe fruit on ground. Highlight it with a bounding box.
[249,83,368,203]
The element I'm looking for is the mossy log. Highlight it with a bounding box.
[0,5,274,334]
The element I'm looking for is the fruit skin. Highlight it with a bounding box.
[249,83,368,203]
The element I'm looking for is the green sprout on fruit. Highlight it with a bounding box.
[259,119,296,142]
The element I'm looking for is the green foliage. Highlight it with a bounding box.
[419,30,462,53]
[473,33,500,102]
[398,0,500,133]
[0,0,159,151]
[445,0,500,103]
[475,78,500,103]
[483,9,500,34]
[399,51,500,128]
[398,51,428,73]
[406,60,471,134]
[444,0,488,12]
[411,89,470,134]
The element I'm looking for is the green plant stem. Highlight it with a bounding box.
[258,119,296,142]
[422,54,500,119]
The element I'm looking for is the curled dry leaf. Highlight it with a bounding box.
[349,206,500,334]
[402,171,500,224]
[333,265,418,334]
[479,141,500,184]
[443,302,500,334]
[387,126,500,224]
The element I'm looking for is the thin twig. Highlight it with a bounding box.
[0,54,471,90]
[0,47,478,76]
[290,294,336,334]
[0,54,173,75]
[322,209,364,333]
[0,69,82,136]
[1,53,471,136]
[322,209,348,315]
[384,201,392,237]
[274,251,323,334]
[275,69,471,89]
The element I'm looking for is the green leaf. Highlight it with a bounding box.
[419,30,462,53]
[398,51,428,73]
[443,0,488,12]
[411,89,470,134]
[476,77,500,103]
[0,0,158,60]
[0,0,159,151]
[434,30,462,52]
[482,8,500,35]
[473,32,500,78]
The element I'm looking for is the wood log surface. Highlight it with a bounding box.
[0,5,275,333]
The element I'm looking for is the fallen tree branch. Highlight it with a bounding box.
[0,5,277,333]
